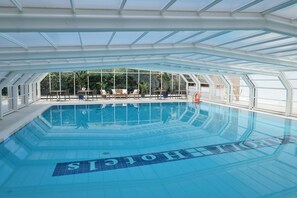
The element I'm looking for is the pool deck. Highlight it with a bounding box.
[0,97,296,143]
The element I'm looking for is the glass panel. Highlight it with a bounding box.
[115,70,126,89]
[40,74,50,96]
[75,0,122,9]
[139,72,150,95]
[46,33,81,46]
[124,0,169,10]
[21,0,71,8]
[159,31,199,44]
[101,71,114,93]
[208,0,254,12]
[256,88,286,113]
[284,71,297,79]
[80,32,113,46]
[0,37,20,48]
[168,0,213,11]
[50,72,60,90]
[61,72,75,95]
[223,33,284,49]
[180,31,220,43]
[0,0,13,7]
[244,0,290,12]
[7,33,51,47]
[293,89,297,115]
[136,31,173,44]
[202,30,264,46]
[127,72,138,93]
[1,87,12,114]
[110,32,144,45]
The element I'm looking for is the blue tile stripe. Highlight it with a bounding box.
[52,135,297,177]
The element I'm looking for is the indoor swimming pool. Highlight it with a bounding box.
[0,102,297,198]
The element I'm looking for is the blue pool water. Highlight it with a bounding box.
[1,102,297,198]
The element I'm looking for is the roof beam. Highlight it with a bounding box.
[78,32,83,49]
[161,0,177,12]
[198,0,222,13]
[232,0,264,14]
[119,0,127,12]
[154,31,177,44]
[175,31,205,44]
[0,11,297,37]
[193,31,230,44]
[9,0,22,12]
[262,0,297,15]
[39,33,57,49]
[130,32,148,45]
[107,32,116,46]
[0,57,276,75]
[69,0,76,14]
[0,33,28,50]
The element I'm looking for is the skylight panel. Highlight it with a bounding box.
[46,33,81,46]
[159,31,198,44]
[273,4,297,19]
[110,32,144,45]
[75,0,122,10]
[124,0,169,10]
[0,0,13,7]
[7,33,51,47]
[207,0,254,12]
[80,32,113,46]
[21,0,71,9]
[0,36,20,48]
[243,0,288,12]
[136,32,173,44]
[168,0,213,11]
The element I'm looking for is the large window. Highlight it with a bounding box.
[249,74,286,113]
[196,75,210,99]
[209,75,226,102]
[225,75,249,107]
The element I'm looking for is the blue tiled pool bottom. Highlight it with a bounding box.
[1,102,297,198]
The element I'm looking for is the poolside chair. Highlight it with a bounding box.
[61,89,70,100]
[130,89,140,99]
[100,89,110,99]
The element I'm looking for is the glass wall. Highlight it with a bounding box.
[249,74,286,113]
[284,71,297,116]
[209,75,226,102]
[196,75,210,99]
[225,75,249,107]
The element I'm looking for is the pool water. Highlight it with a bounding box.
[1,102,297,198]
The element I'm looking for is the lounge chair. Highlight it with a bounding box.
[100,89,110,99]
[111,89,128,98]
[129,89,140,99]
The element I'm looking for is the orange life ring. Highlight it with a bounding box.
[194,92,201,104]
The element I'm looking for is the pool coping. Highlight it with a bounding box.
[0,98,296,143]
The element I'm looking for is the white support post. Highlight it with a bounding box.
[221,75,232,104]
[24,73,40,105]
[32,82,37,102]
[12,85,18,111]
[279,72,293,116]
[8,86,13,110]
[241,74,255,110]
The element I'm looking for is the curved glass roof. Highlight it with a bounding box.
[0,0,297,75]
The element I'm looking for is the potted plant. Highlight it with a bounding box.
[139,82,148,98]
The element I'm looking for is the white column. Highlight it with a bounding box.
[32,82,37,102]
[221,75,232,104]
[241,74,255,110]
[12,85,18,111]
[149,70,152,95]
[279,72,293,116]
